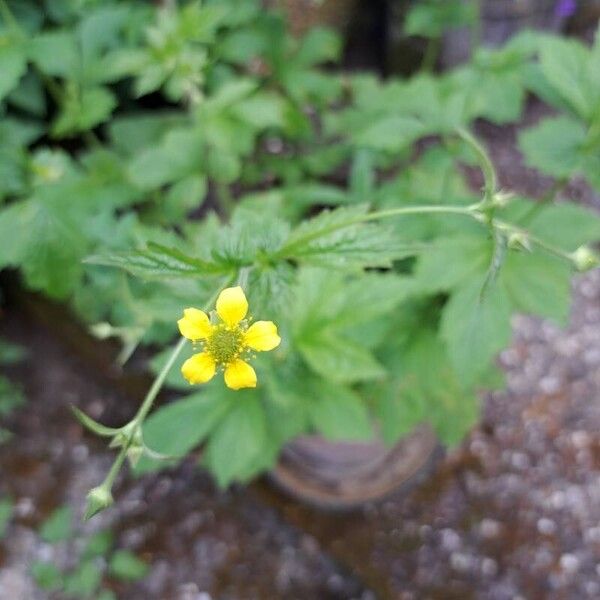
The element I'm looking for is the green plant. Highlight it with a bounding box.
[519,29,600,194]
[0,1,599,511]
[30,504,148,598]
[0,338,26,443]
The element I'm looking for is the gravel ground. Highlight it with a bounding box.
[360,269,600,599]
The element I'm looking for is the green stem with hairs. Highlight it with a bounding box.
[278,204,478,258]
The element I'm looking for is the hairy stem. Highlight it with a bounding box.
[456,127,497,205]
[278,204,477,258]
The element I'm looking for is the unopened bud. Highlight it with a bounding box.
[492,190,513,208]
[90,322,115,339]
[84,485,113,521]
[507,231,531,252]
[571,246,600,272]
[127,445,144,467]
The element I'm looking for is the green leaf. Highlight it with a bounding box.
[0,42,28,100]
[0,497,13,539]
[128,128,203,190]
[203,393,268,487]
[231,91,286,129]
[29,31,78,78]
[0,195,87,298]
[299,332,386,384]
[39,506,73,543]
[162,174,207,222]
[282,204,417,268]
[63,559,102,598]
[413,233,492,293]
[539,37,594,121]
[83,530,114,558]
[518,116,587,179]
[353,116,425,152]
[31,561,63,592]
[8,71,46,116]
[135,389,231,474]
[375,329,480,445]
[500,251,571,324]
[296,27,341,66]
[52,86,117,137]
[527,202,600,252]
[349,149,375,203]
[86,242,232,279]
[441,276,512,386]
[0,375,24,417]
[405,0,476,38]
[307,380,372,441]
[109,550,149,582]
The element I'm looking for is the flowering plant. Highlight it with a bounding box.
[0,1,599,515]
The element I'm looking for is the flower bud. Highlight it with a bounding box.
[491,190,513,208]
[84,485,113,521]
[507,231,531,252]
[571,246,600,272]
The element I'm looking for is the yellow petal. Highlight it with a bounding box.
[181,352,216,385]
[178,308,213,341]
[224,359,257,390]
[244,321,281,351]
[216,286,248,326]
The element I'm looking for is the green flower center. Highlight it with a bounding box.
[205,325,244,365]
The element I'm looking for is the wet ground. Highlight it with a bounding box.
[1,104,600,599]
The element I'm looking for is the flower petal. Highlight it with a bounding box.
[216,286,248,326]
[224,359,257,390]
[181,352,216,385]
[244,321,281,351]
[178,308,213,341]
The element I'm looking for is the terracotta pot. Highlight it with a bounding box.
[270,424,441,509]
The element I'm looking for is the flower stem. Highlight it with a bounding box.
[279,204,478,258]
[456,127,497,205]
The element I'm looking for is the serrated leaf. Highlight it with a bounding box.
[441,276,512,386]
[0,42,28,101]
[527,202,600,252]
[203,393,268,487]
[64,559,102,598]
[413,233,492,293]
[135,390,231,474]
[375,329,479,445]
[86,242,233,279]
[539,37,594,121]
[298,332,386,384]
[52,86,117,137]
[500,250,571,324]
[0,196,87,298]
[307,380,373,441]
[281,204,417,268]
[518,116,587,178]
[353,116,425,152]
[128,128,203,190]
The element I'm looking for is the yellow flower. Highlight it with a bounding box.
[177,286,281,390]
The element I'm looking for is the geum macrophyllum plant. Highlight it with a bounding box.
[178,286,281,390]
[75,124,600,519]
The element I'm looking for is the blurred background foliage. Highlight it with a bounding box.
[1,0,600,486]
